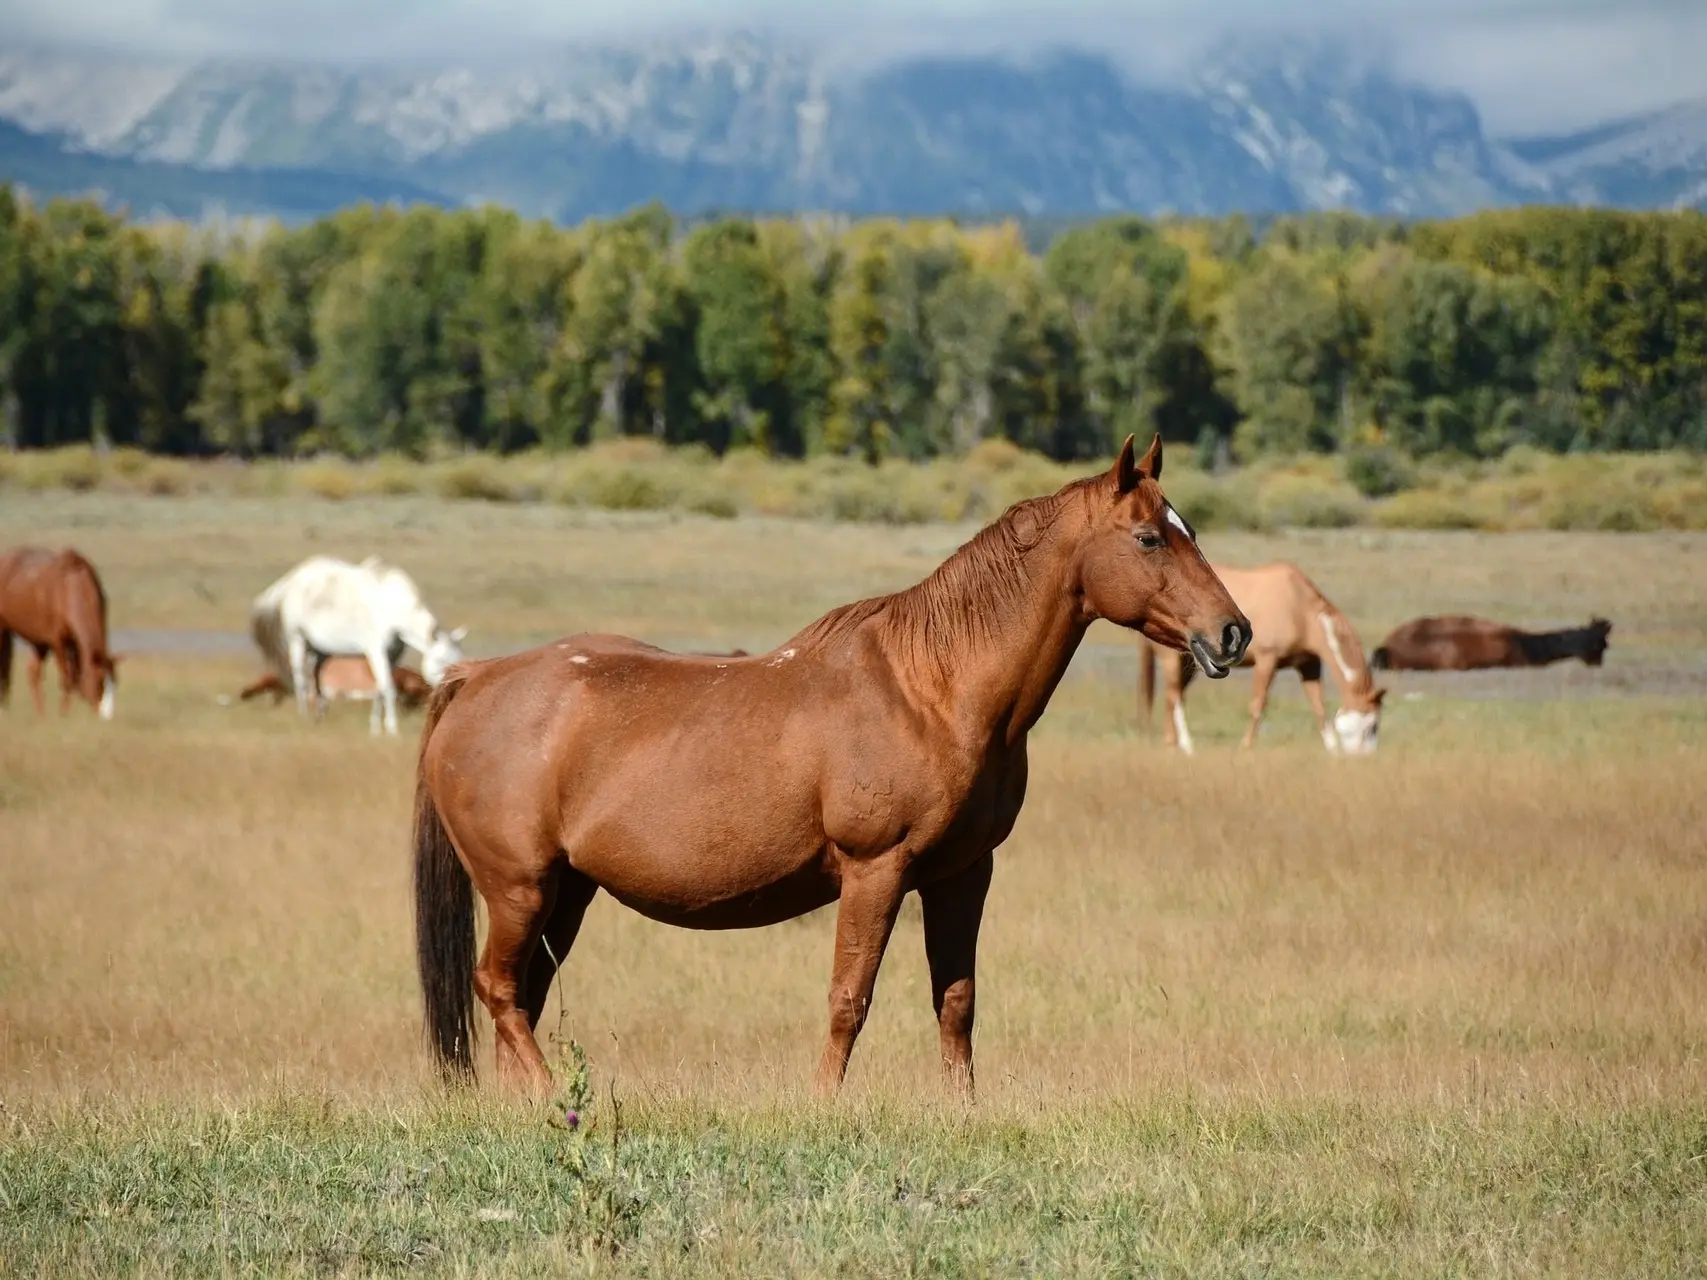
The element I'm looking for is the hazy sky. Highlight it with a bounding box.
[1,0,1701,135]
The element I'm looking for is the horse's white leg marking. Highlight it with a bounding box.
[99,672,115,720]
[1321,726,1340,753]
[368,645,398,736]
[287,630,313,719]
[1171,704,1195,756]
[1318,611,1357,685]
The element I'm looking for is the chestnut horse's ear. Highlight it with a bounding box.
[1110,434,1139,494]
[1136,432,1163,482]
[1371,687,1387,708]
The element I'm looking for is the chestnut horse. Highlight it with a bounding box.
[412,436,1251,1097]
[1139,561,1386,755]
[1372,615,1612,671]
[0,545,121,720]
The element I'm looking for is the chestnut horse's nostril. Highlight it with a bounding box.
[1221,621,1247,662]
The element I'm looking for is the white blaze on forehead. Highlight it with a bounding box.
[1165,506,1194,541]
[1318,611,1357,685]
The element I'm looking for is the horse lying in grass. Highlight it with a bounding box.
[231,656,435,713]
[411,435,1252,1099]
[1372,615,1612,671]
[249,554,466,736]
[1139,561,1386,756]
[0,545,122,720]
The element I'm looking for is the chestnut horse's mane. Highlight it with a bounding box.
[785,476,1104,677]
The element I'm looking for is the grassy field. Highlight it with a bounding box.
[2,489,1706,1275]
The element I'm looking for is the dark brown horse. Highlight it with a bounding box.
[1372,615,1612,671]
[0,545,121,719]
[412,435,1251,1098]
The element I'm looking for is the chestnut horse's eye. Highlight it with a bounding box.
[1136,529,1164,550]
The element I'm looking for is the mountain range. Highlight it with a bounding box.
[0,32,1702,225]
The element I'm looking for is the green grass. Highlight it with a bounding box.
[5,1093,1705,1276]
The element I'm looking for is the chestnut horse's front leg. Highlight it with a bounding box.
[815,854,908,1096]
[919,851,994,1098]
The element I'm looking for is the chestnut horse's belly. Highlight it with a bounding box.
[597,856,841,930]
[553,688,849,928]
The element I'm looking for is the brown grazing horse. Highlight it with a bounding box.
[234,656,436,712]
[1139,561,1386,755]
[0,545,122,720]
[1372,615,1612,671]
[412,435,1251,1097]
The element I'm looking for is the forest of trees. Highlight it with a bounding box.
[2,183,1705,464]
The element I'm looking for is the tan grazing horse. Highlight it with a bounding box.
[412,435,1251,1098]
[0,545,122,720]
[1139,562,1386,755]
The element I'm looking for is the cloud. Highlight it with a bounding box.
[0,0,1699,133]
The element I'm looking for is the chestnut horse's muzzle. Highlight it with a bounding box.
[1190,620,1251,679]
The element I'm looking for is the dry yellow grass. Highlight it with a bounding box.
[2,497,1705,1273]
[3,657,1703,1109]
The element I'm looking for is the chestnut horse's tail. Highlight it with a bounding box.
[1137,638,1156,725]
[413,667,477,1083]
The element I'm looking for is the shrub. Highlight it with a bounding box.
[23,445,103,492]
[1342,445,1416,498]
[1256,473,1363,529]
[1370,489,1486,530]
[685,487,740,519]
[368,454,424,496]
[434,455,516,503]
[293,459,357,501]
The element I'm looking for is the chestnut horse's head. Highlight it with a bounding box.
[88,652,122,720]
[1076,434,1251,677]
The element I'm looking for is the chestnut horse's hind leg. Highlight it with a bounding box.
[815,856,909,1096]
[473,869,560,1094]
[919,852,994,1097]
[521,868,599,1035]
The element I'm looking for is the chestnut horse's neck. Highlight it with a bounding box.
[796,487,1096,748]
[1311,602,1375,707]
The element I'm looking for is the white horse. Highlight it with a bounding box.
[249,555,467,736]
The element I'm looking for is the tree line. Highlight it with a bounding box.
[3,183,1704,463]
